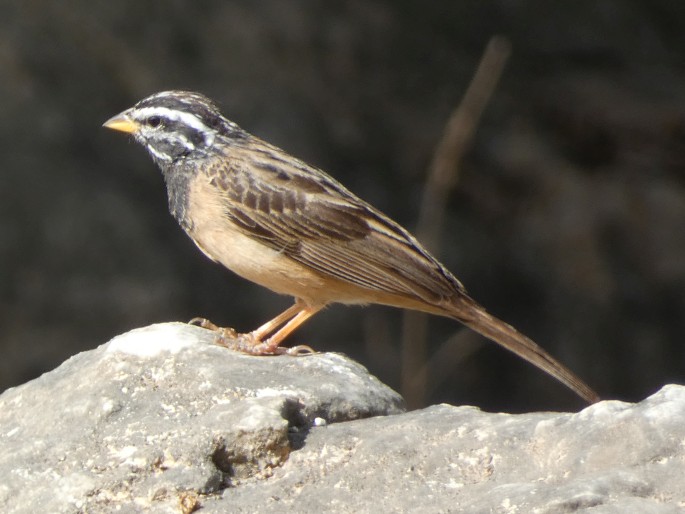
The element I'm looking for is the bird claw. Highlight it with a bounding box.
[188,317,221,330]
[188,318,316,356]
[281,344,317,356]
[218,335,316,356]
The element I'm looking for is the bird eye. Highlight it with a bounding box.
[147,116,163,128]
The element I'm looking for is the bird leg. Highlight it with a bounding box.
[189,301,322,356]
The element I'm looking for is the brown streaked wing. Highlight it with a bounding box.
[210,152,462,303]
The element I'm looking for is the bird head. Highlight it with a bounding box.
[103,90,241,165]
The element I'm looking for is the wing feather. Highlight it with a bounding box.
[206,142,464,304]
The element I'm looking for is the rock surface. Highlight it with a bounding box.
[0,323,682,513]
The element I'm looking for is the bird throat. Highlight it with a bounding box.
[161,161,196,232]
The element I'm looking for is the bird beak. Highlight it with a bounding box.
[103,111,139,134]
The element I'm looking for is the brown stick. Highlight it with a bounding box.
[401,36,511,408]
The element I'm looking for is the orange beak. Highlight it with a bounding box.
[103,112,139,134]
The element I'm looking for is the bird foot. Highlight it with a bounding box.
[188,317,316,356]
[189,317,223,331]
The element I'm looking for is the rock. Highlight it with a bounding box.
[0,323,403,513]
[0,323,683,513]
[233,390,685,514]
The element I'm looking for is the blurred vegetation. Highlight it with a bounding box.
[1,1,684,411]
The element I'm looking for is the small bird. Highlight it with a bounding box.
[104,90,599,404]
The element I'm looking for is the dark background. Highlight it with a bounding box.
[2,1,684,412]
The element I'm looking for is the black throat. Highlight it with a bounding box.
[159,159,197,232]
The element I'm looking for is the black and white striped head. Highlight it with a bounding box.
[104,90,242,165]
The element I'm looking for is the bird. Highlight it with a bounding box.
[103,90,599,404]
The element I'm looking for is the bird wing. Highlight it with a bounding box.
[204,142,464,305]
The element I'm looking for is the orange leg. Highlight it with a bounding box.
[250,302,307,341]
[251,304,322,354]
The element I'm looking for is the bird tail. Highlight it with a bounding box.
[451,297,600,404]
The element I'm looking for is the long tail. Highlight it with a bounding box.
[450,297,600,404]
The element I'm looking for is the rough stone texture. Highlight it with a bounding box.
[0,323,403,513]
[1,323,683,513]
[240,390,685,514]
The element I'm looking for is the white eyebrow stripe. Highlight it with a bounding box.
[135,106,211,133]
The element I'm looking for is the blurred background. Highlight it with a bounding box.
[1,1,684,412]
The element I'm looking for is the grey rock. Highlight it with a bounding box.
[212,387,685,513]
[0,323,403,513]
[0,323,683,513]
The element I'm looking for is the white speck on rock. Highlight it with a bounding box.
[112,446,138,460]
[101,399,115,414]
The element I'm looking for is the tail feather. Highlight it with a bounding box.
[452,298,599,404]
